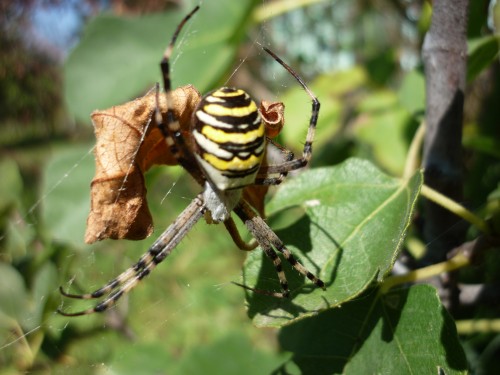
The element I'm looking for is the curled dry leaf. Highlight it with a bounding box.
[85,86,286,244]
[244,100,286,216]
[85,85,201,243]
[260,100,285,138]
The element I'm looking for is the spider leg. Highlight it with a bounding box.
[234,199,325,297]
[58,195,205,316]
[255,139,294,186]
[154,6,204,186]
[257,47,320,177]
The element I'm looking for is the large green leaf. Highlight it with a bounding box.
[64,0,257,123]
[278,285,467,374]
[241,158,422,327]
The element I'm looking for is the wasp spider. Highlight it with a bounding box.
[58,6,325,316]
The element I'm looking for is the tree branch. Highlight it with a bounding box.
[421,0,469,265]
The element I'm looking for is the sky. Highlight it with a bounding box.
[30,0,95,58]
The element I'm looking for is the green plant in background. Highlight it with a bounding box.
[1,0,499,374]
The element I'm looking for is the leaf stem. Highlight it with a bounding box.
[253,0,328,23]
[456,319,500,334]
[420,184,490,234]
[403,121,425,180]
[381,252,470,293]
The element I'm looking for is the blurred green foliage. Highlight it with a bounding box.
[1,0,500,374]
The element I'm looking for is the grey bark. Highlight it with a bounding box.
[421,0,469,265]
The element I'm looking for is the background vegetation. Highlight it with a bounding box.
[1,0,499,373]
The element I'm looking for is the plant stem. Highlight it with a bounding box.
[253,0,328,23]
[421,184,490,234]
[403,121,426,180]
[456,319,500,334]
[381,251,470,293]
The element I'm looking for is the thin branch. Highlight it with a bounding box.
[420,184,490,234]
[381,251,470,293]
[253,0,328,23]
[456,319,500,334]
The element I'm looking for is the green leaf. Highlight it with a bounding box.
[353,95,413,175]
[241,158,422,327]
[31,262,58,324]
[108,342,174,375]
[0,158,30,260]
[64,0,257,123]
[0,158,22,213]
[398,70,426,115]
[278,285,467,375]
[171,334,287,375]
[467,35,500,82]
[0,263,30,324]
[280,68,367,153]
[41,144,95,247]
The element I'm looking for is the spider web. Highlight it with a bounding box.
[0,0,293,372]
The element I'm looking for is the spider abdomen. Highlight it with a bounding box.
[193,87,265,191]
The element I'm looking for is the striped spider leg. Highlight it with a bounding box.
[59,5,324,316]
[58,195,205,316]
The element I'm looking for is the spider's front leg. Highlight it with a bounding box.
[255,47,321,180]
[58,195,205,316]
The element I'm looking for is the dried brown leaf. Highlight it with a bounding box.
[85,85,201,243]
[260,100,285,138]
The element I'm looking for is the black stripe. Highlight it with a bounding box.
[221,164,260,178]
[199,112,260,131]
[205,94,252,108]
[221,138,264,152]
[111,290,124,303]
[138,268,150,280]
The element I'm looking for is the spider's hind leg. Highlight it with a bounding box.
[233,199,325,297]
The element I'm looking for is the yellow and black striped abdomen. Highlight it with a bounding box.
[193,87,265,190]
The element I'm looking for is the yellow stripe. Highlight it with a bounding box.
[201,125,264,144]
[212,89,246,97]
[203,101,257,118]
[203,153,262,171]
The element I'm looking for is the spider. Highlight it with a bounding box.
[58,5,325,317]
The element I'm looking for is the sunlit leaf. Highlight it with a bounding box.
[352,94,413,175]
[241,158,422,327]
[64,0,257,123]
[398,70,426,115]
[280,68,367,153]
